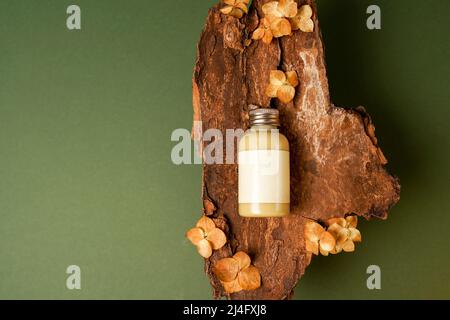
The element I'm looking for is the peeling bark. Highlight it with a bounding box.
[193,0,400,300]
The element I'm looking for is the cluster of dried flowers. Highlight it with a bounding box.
[213,252,261,294]
[220,0,249,18]
[220,1,314,45]
[220,1,313,103]
[186,216,261,294]
[266,70,299,103]
[253,1,314,44]
[305,216,362,256]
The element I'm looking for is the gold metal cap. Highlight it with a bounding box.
[249,107,280,127]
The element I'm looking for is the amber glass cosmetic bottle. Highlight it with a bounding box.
[238,107,290,218]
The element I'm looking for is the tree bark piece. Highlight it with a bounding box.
[193,0,400,300]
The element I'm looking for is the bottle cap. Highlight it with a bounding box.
[249,107,280,127]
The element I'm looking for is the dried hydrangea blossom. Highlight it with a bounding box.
[252,17,274,45]
[262,0,298,37]
[290,4,314,33]
[305,221,336,256]
[186,216,227,258]
[327,216,362,253]
[263,0,298,19]
[213,251,261,294]
[220,0,249,19]
[265,70,299,103]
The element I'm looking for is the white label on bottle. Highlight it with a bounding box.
[238,150,290,204]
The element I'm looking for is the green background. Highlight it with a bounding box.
[0,0,449,299]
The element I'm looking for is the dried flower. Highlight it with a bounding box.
[213,251,261,293]
[252,17,274,45]
[290,4,314,32]
[263,0,298,19]
[265,70,299,103]
[262,0,298,37]
[186,216,227,258]
[305,221,336,256]
[327,216,362,253]
[203,198,216,215]
[220,0,249,19]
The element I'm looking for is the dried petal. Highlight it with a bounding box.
[298,4,313,19]
[278,0,298,18]
[261,17,272,28]
[222,279,243,294]
[186,227,205,246]
[206,228,227,250]
[238,265,261,291]
[319,231,336,252]
[252,28,265,40]
[342,240,355,252]
[197,239,213,258]
[331,242,343,254]
[346,216,358,228]
[286,71,298,87]
[271,18,292,38]
[327,222,341,235]
[277,84,296,103]
[299,19,314,32]
[349,228,362,242]
[270,70,287,86]
[213,257,240,282]
[203,199,216,215]
[327,217,346,227]
[320,247,330,256]
[220,6,234,15]
[305,239,319,255]
[233,251,251,270]
[224,0,237,5]
[229,8,245,18]
[305,221,324,242]
[262,30,274,44]
[196,216,215,234]
[262,2,282,18]
[336,226,351,245]
[265,84,279,98]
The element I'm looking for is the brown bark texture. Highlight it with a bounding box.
[192,0,400,300]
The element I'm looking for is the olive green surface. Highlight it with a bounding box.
[0,0,449,299]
